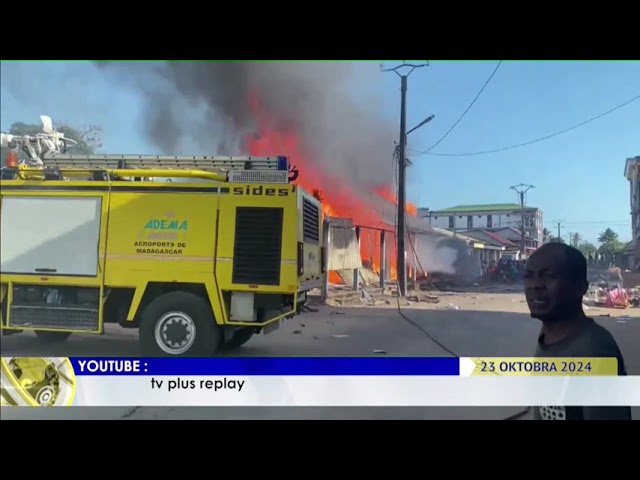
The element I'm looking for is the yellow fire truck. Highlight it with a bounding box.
[0,152,325,356]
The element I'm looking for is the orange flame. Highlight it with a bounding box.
[244,92,417,283]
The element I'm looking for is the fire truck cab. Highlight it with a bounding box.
[0,153,325,356]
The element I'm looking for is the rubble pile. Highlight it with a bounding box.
[323,266,441,307]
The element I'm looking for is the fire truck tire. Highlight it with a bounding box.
[139,291,222,357]
[225,328,255,350]
[34,331,72,343]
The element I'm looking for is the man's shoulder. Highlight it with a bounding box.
[581,318,621,355]
[534,319,620,357]
[578,318,626,375]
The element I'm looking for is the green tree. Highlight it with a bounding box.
[1,121,102,165]
[597,228,618,245]
[570,232,582,247]
[548,235,565,243]
[597,227,624,258]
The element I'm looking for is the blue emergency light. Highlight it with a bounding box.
[277,156,289,171]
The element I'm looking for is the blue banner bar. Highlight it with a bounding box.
[69,357,460,376]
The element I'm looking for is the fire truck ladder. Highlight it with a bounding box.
[39,154,292,184]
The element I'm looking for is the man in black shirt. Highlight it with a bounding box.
[524,243,632,420]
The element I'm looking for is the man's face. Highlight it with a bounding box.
[524,251,581,320]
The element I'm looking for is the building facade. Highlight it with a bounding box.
[418,203,545,249]
[624,156,640,268]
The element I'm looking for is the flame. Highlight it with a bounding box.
[244,91,417,283]
[373,186,418,216]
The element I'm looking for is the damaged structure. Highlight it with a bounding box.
[320,196,500,303]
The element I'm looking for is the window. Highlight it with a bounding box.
[487,214,493,228]
[467,216,473,229]
[449,216,455,229]
[524,214,537,228]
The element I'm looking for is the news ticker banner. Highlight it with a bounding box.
[1,357,638,407]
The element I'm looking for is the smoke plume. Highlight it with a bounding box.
[412,234,460,275]
[93,61,396,188]
[412,233,481,284]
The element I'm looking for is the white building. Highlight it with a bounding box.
[418,203,544,249]
[624,156,640,267]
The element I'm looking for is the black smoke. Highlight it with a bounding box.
[93,61,396,188]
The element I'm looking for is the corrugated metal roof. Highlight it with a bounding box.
[430,227,478,244]
[481,230,517,246]
[328,226,362,271]
[434,203,526,213]
[337,268,380,288]
[360,192,435,234]
[462,229,515,248]
[489,226,534,241]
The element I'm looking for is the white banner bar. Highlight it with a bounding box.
[61,376,640,407]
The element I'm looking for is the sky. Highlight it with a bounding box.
[1,60,638,245]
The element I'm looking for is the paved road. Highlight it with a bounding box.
[2,304,638,420]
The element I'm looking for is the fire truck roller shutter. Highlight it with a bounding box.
[0,195,102,277]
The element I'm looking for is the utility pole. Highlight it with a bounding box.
[382,61,428,298]
[510,183,535,259]
[552,219,564,242]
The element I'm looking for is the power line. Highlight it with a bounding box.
[413,93,640,158]
[414,61,502,156]
[563,220,631,225]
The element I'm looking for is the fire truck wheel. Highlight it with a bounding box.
[34,331,72,343]
[225,328,255,350]
[139,291,222,357]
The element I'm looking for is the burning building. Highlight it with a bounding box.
[244,94,419,283]
[85,61,469,283]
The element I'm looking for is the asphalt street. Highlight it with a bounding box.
[1,300,638,420]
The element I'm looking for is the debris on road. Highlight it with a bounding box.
[325,284,441,308]
[331,334,350,338]
[330,310,346,316]
[373,349,387,354]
